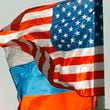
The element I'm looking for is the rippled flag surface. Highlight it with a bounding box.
[4,43,95,110]
[0,0,104,96]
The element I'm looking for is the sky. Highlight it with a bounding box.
[103,0,110,109]
[0,0,110,110]
[0,0,60,110]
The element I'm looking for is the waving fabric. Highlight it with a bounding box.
[0,0,104,97]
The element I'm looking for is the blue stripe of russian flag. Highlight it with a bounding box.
[10,61,69,100]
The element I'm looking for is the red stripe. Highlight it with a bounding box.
[38,48,46,72]
[11,17,52,31]
[48,59,67,88]
[0,31,51,47]
[76,87,104,96]
[22,3,55,13]
[46,46,104,56]
[48,66,104,96]
[20,31,50,41]
[46,47,57,54]
[0,30,15,35]
[47,55,104,96]
[53,71,104,82]
[0,1,104,97]
[31,42,38,58]
[53,54,103,66]
[11,3,55,30]
[0,43,6,47]
[12,40,32,55]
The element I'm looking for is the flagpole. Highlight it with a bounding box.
[95,0,108,109]
[103,0,110,109]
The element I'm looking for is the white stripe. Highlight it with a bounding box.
[21,8,53,22]
[42,51,50,77]
[54,79,104,90]
[50,46,103,59]
[2,25,11,31]
[0,24,51,43]
[34,46,50,77]
[19,40,33,51]
[34,46,41,63]
[55,62,104,74]
[34,46,50,78]
[4,46,34,67]
[33,39,52,47]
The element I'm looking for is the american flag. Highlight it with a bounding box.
[0,0,104,96]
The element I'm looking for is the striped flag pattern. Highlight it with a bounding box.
[0,0,104,96]
[4,40,96,110]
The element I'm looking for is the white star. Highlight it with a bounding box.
[84,4,88,8]
[86,17,91,22]
[89,39,94,45]
[67,12,71,17]
[58,44,62,48]
[82,14,87,19]
[80,24,85,29]
[93,21,95,25]
[71,38,75,43]
[88,28,93,33]
[78,40,83,45]
[77,0,82,4]
[67,2,70,6]
[62,7,66,12]
[78,10,82,15]
[53,35,58,40]
[58,28,62,33]
[64,33,68,38]
[54,24,58,29]
[69,27,73,32]
[83,34,87,39]
[89,8,94,13]
[61,18,65,23]
[75,21,80,25]
[89,0,93,2]
[67,44,71,48]
[75,31,80,36]
[93,12,95,15]
[56,4,60,7]
[73,5,77,10]
[61,39,65,43]
[72,17,76,21]
[64,23,69,27]
[56,13,60,18]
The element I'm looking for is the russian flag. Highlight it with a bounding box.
[4,42,95,110]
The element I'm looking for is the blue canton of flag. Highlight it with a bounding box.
[51,0,103,51]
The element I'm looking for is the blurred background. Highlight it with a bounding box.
[0,0,110,110]
[0,0,60,110]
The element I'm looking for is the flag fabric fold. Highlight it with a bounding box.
[4,42,96,110]
[0,0,104,97]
